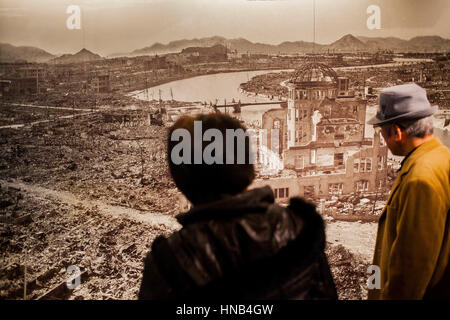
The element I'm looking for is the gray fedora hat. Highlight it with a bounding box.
[367,83,438,126]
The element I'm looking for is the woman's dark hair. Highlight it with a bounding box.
[167,113,255,205]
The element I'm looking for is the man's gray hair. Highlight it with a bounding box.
[397,115,434,138]
[382,115,434,138]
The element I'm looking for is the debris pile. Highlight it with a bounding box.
[0,109,180,215]
[240,71,291,98]
[0,184,178,300]
[326,244,370,300]
[321,194,387,221]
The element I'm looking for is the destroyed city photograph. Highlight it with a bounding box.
[0,0,449,304]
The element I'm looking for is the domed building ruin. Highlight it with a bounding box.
[253,62,388,205]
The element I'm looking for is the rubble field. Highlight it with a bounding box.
[0,104,87,127]
[240,71,291,98]
[0,108,181,215]
[0,184,176,300]
[3,91,144,111]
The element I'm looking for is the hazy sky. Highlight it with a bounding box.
[0,0,449,56]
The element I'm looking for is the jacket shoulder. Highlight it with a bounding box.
[140,196,336,300]
[406,144,450,181]
[139,234,197,299]
[288,197,326,249]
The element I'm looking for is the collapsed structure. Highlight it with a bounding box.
[252,62,388,201]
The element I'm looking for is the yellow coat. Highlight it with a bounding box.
[368,138,450,300]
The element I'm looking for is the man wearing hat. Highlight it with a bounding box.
[367,83,449,299]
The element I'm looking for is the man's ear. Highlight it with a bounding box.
[392,124,404,141]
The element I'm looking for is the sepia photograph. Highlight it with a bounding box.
[0,0,449,305]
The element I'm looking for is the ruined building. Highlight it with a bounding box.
[252,63,388,201]
[89,73,111,93]
[0,77,38,96]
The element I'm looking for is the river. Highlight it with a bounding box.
[132,69,292,103]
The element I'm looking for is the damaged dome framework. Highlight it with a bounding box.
[253,62,389,211]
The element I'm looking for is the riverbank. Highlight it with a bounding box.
[240,71,292,99]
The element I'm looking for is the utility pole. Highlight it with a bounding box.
[145,77,148,100]
[36,68,39,95]
[313,0,315,58]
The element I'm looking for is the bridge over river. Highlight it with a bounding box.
[213,100,287,108]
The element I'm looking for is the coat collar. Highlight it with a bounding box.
[398,146,418,172]
[382,137,443,215]
[398,137,443,176]
[176,186,275,226]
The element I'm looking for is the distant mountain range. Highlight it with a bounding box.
[49,48,103,64]
[128,34,450,56]
[0,43,55,63]
[128,36,319,56]
[1,34,449,63]
[0,45,102,64]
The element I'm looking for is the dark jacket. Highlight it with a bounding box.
[139,186,337,300]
